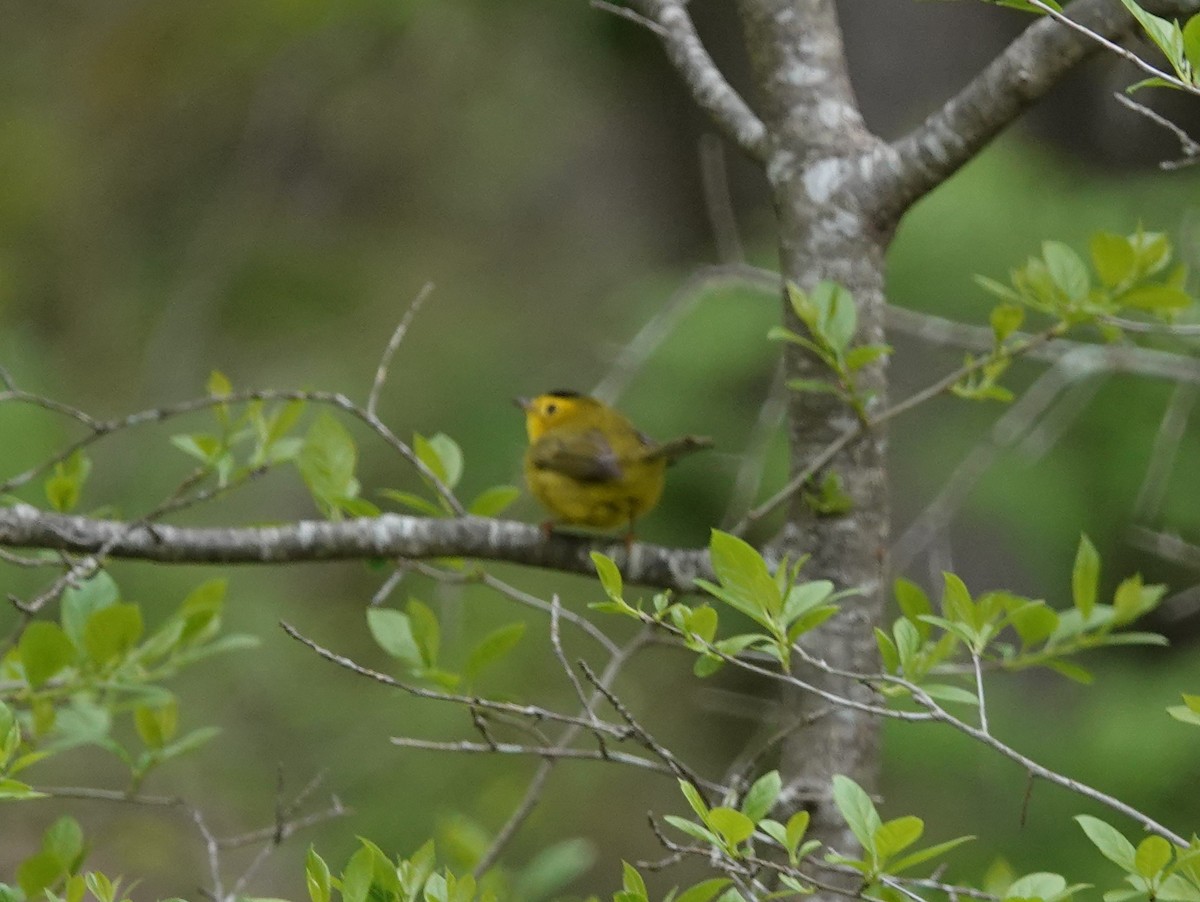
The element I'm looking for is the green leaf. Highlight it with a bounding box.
[415,432,464,489]
[975,274,1022,303]
[679,779,710,820]
[83,603,144,665]
[44,451,91,513]
[894,578,932,639]
[19,622,76,688]
[1072,535,1100,621]
[703,530,782,622]
[170,433,222,464]
[663,816,722,848]
[1077,815,1136,870]
[179,578,227,644]
[674,879,733,902]
[407,599,441,668]
[159,725,221,761]
[367,608,423,670]
[889,834,976,875]
[19,850,65,899]
[786,810,811,860]
[1121,0,1188,75]
[741,770,781,823]
[1119,284,1193,312]
[297,412,361,519]
[875,628,899,673]
[990,304,1025,345]
[339,845,373,902]
[875,816,923,860]
[1007,600,1058,645]
[134,699,178,749]
[43,816,84,870]
[621,862,648,897]
[464,622,526,683]
[61,572,119,649]
[1046,659,1094,684]
[1169,703,1200,726]
[380,489,445,517]
[591,552,624,602]
[707,807,755,847]
[467,485,520,517]
[921,684,981,706]
[0,777,48,800]
[831,775,881,857]
[306,852,332,902]
[1043,241,1090,300]
[1185,13,1200,73]
[811,281,857,354]
[1091,232,1136,287]
[681,602,715,642]
[1134,835,1172,878]
[844,343,892,372]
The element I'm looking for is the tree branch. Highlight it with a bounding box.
[867,0,1164,218]
[622,0,770,161]
[0,503,714,594]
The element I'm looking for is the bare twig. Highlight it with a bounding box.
[971,651,988,736]
[1128,525,1200,570]
[721,361,787,530]
[892,351,1107,571]
[1112,92,1200,169]
[699,133,744,264]
[367,281,434,419]
[281,620,634,737]
[592,263,777,404]
[1024,0,1200,96]
[589,0,668,36]
[1133,382,1198,522]
[0,386,462,514]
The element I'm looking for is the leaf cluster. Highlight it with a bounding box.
[591,530,848,675]
[367,599,526,691]
[876,535,1167,699]
[769,281,892,421]
[1,572,255,797]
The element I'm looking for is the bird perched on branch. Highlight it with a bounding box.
[516,390,712,541]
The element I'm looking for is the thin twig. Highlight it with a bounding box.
[699,133,744,264]
[589,0,668,36]
[1133,382,1198,522]
[367,282,434,419]
[1112,92,1200,169]
[971,651,988,736]
[892,348,1104,571]
[473,626,654,875]
[721,361,787,530]
[1024,0,1200,96]
[792,645,1189,847]
[592,263,777,405]
[281,620,631,737]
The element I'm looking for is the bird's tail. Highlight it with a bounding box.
[646,435,714,465]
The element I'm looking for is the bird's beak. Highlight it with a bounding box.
[514,397,532,411]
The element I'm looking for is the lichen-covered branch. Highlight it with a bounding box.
[866,0,1198,218]
[0,503,713,594]
[625,0,770,160]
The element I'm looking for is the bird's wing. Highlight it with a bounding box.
[529,429,623,483]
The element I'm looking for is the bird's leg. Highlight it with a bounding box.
[540,520,556,541]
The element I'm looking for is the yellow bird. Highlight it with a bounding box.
[516,390,711,538]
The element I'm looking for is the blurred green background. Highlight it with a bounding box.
[3,0,1200,898]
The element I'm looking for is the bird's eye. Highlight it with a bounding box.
[545,403,557,415]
